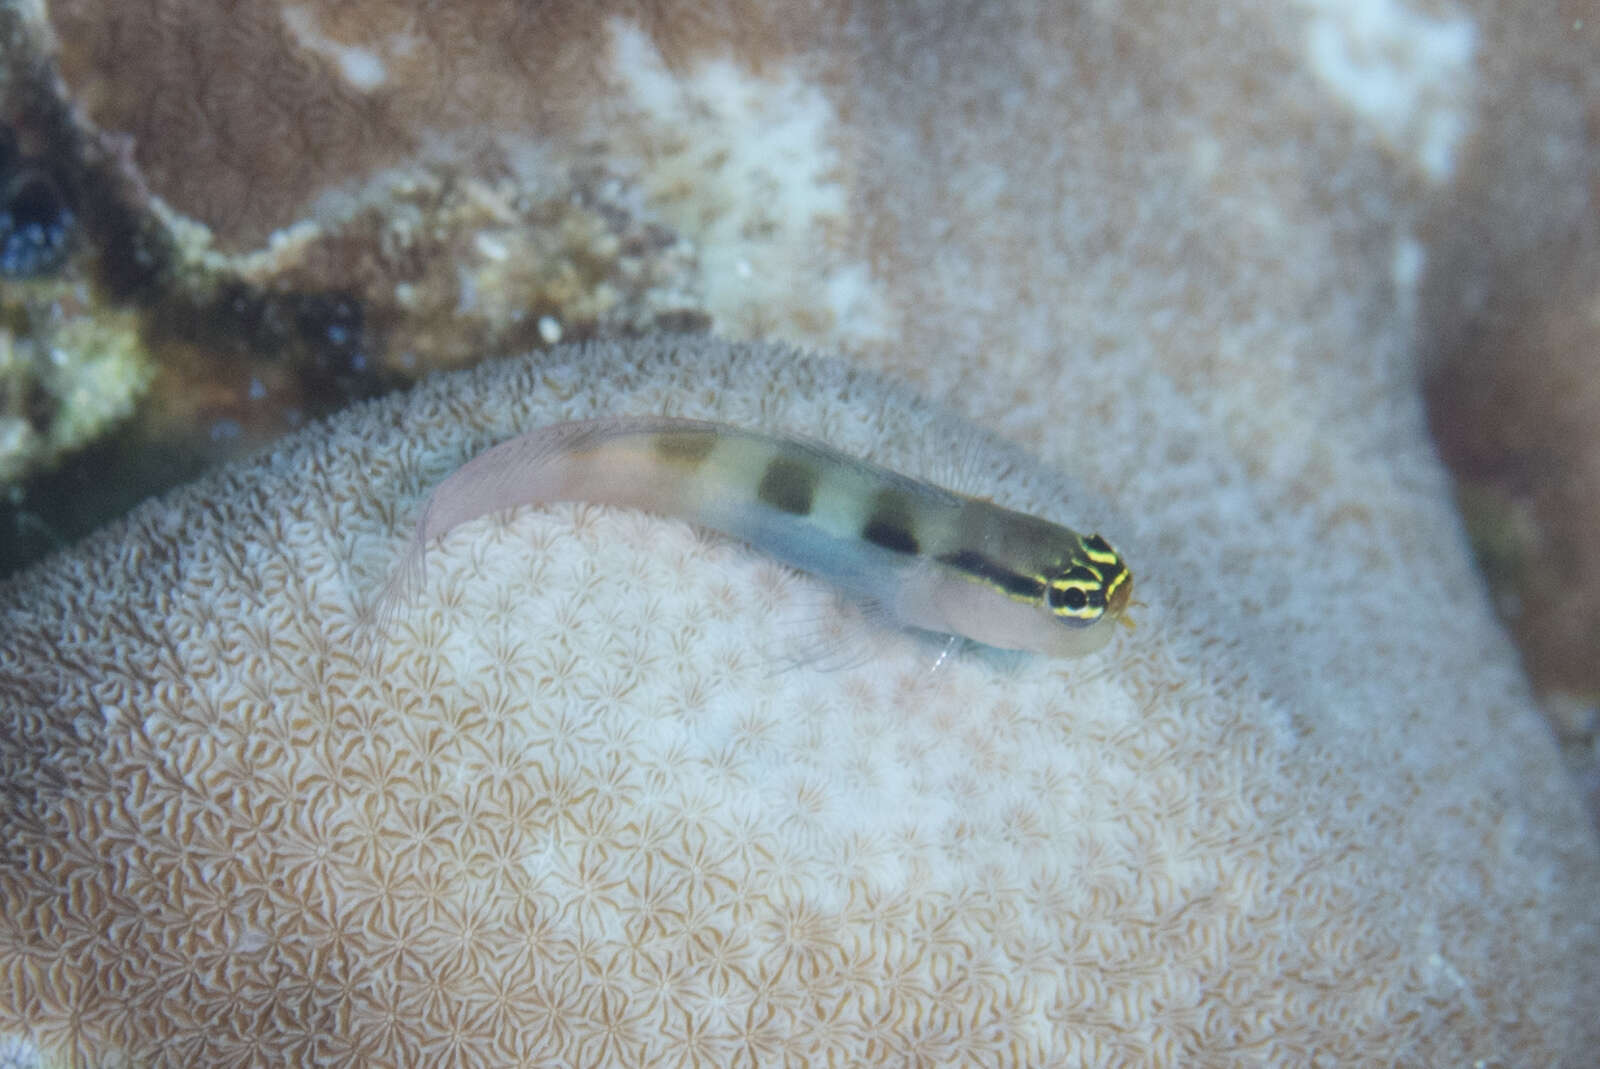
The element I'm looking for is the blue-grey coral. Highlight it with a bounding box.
[1,336,1597,1066]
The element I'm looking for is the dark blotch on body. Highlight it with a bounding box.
[757,456,819,515]
[861,489,920,554]
[655,431,716,467]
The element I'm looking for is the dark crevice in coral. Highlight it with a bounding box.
[0,425,207,578]
[155,282,393,398]
[0,2,177,300]
[0,161,74,278]
[19,376,55,435]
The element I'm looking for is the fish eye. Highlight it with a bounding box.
[1048,584,1091,612]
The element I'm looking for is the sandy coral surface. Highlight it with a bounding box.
[2,336,1597,1066]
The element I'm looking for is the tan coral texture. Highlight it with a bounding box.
[2,336,1598,1067]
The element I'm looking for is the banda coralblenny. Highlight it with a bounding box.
[377,417,1132,657]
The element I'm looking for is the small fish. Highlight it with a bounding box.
[377,416,1132,658]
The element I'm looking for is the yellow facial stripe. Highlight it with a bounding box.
[1042,535,1132,624]
[1045,568,1106,622]
[1087,535,1133,617]
[1082,533,1121,567]
[1103,564,1131,608]
[937,532,1133,627]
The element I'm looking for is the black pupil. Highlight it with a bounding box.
[1050,585,1091,611]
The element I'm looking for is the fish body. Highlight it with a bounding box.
[383,417,1131,657]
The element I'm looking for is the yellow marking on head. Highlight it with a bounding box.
[1103,561,1133,618]
[1045,568,1104,622]
[1082,533,1121,566]
[1042,534,1132,627]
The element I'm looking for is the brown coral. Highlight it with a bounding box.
[1414,0,1600,816]
[45,0,805,250]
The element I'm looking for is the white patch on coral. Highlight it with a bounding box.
[280,5,388,91]
[1392,232,1425,329]
[1299,0,1477,182]
[599,20,894,350]
[0,1034,40,1069]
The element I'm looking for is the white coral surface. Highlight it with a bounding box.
[2,336,1596,1066]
